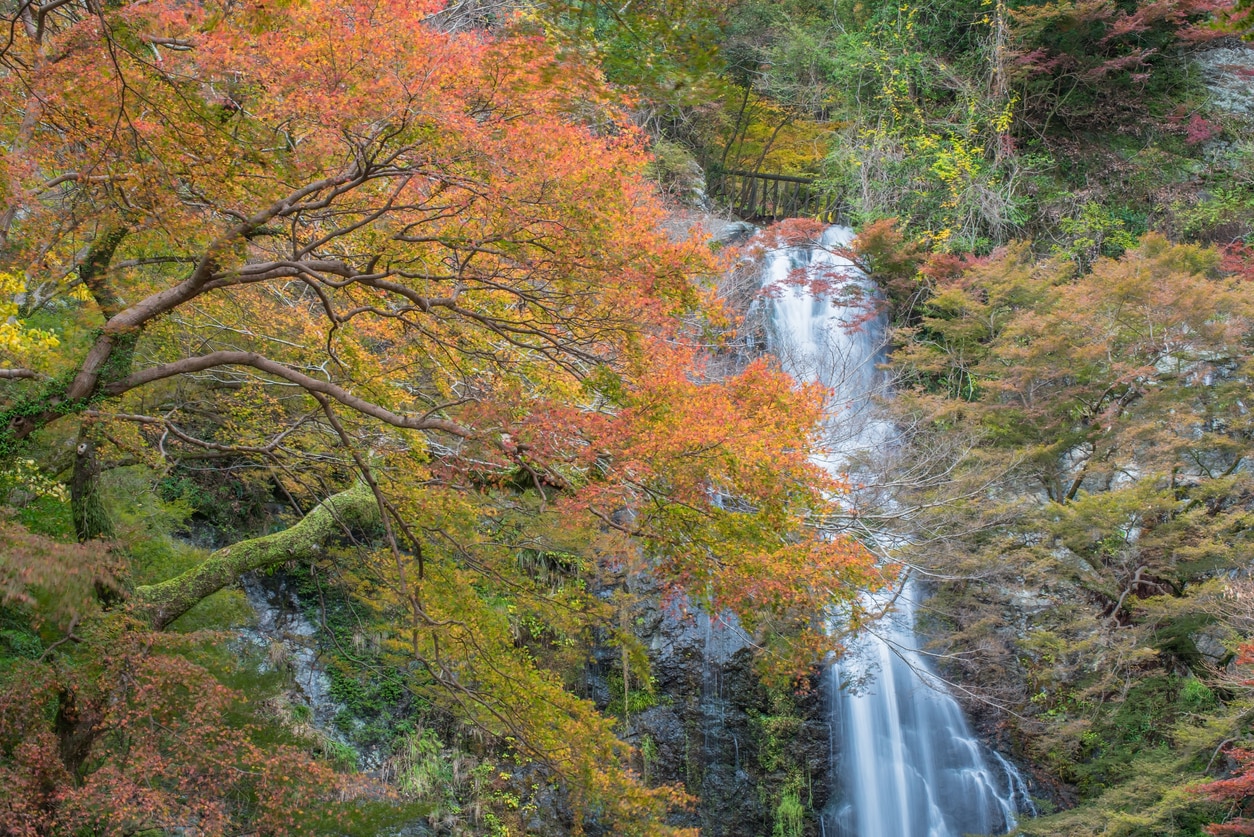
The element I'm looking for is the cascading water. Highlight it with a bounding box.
[761,226,1031,837]
[824,589,1028,837]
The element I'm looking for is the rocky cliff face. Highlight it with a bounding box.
[1195,42,1254,118]
[589,579,831,836]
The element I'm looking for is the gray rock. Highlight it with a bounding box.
[1050,546,1102,582]
[5,488,34,508]
[1192,626,1232,666]
[599,578,830,836]
[714,221,757,246]
[1195,44,1254,118]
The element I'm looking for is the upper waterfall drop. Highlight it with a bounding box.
[758,225,1029,837]
[760,225,890,465]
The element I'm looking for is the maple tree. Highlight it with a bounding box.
[847,227,1254,833]
[1198,641,1254,835]
[0,0,873,830]
[0,627,378,836]
[887,233,1254,641]
[1006,0,1232,127]
[1218,0,1254,32]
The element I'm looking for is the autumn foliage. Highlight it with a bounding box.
[1196,644,1254,835]
[0,0,873,830]
[0,630,372,836]
[1006,0,1234,127]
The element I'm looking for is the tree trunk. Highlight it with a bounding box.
[132,482,378,630]
[70,433,114,543]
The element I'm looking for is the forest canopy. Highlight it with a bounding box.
[0,0,876,832]
[3,0,1254,829]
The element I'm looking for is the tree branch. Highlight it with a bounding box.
[131,483,378,630]
[102,350,473,438]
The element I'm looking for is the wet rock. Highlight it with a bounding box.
[606,586,831,836]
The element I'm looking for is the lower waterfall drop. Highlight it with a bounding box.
[760,226,1031,837]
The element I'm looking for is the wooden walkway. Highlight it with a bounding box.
[707,168,846,223]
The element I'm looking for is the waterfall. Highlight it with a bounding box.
[761,226,1031,837]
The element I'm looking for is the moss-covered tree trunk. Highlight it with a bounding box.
[132,483,378,630]
[70,433,114,543]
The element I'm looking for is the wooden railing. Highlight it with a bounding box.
[707,168,846,223]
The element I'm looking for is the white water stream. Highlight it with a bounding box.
[761,226,1031,837]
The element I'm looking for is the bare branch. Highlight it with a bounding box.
[102,350,473,438]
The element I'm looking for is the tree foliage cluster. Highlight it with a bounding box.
[2,0,1252,830]
[575,0,1254,827]
[639,0,1253,259]
[849,225,1254,835]
[0,0,879,832]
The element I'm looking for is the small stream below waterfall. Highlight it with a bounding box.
[239,574,340,729]
[761,226,1033,837]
